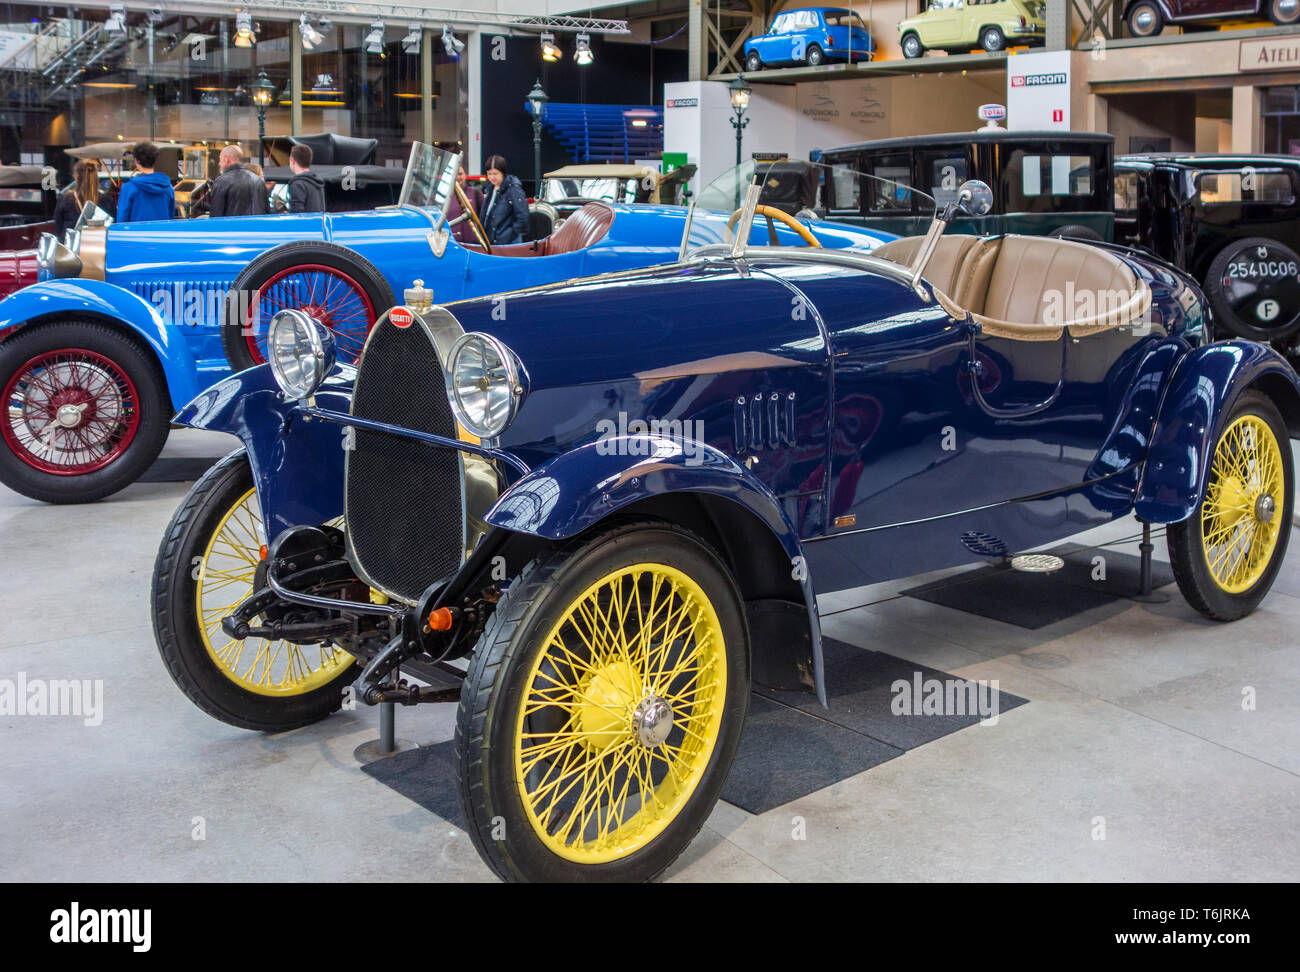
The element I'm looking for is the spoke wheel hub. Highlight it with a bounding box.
[632,695,674,748]
[1256,493,1277,524]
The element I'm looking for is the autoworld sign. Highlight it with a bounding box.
[1239,37,1300,71]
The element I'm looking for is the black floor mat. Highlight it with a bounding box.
[138,456,223,483]
[902,544,1175,629]
[363,638,1026,818]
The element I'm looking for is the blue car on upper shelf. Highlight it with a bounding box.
[152,162,1298,883]
[0,145,891,505]
[745,7,875,70]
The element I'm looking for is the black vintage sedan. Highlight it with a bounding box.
[1115,152,1300,348]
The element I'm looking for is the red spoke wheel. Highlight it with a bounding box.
[222,241,395,373]
[245,265,376,366]
[0,321,169,503]
[2,347,140,474]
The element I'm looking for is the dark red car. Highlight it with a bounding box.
[1123,0,1299,38]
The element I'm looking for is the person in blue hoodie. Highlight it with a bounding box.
[115,141,176,223]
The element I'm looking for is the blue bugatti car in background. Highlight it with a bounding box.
[0,145,891,504]
[152,169,1298,882]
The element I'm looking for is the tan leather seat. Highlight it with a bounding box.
[874,233,1151,339]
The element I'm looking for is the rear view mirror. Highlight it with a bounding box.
[956,180,993,218]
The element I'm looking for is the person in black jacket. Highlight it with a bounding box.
[479,155,529,245]
[287,144,327,213]
[208,144,269,218]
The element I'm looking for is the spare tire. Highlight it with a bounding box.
[1048,224,1103,242]
[1204,237,1300,342]
[220,240,394,373]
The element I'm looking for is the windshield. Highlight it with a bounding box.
[542,177,638,205]
[399,141,460,226]
[682,158,936,255]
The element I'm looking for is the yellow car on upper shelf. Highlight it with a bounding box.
[898,0,1046,58]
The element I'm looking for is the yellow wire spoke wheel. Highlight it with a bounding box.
[513,563,727,865]
[196,486,354,697]
[1199,414,1286,595]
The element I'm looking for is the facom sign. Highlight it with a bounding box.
[1005,50,1071,130]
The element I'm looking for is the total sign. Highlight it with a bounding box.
[1006,50,1070,130]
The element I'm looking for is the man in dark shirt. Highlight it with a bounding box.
[208,144,269,218]
[287,144,327,213]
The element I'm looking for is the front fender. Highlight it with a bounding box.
[176,364,354,537]
[1135,340,1300,523]
[485,435,827,704]
[0,279,201,410]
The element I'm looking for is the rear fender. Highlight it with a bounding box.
[176,364,354,537]
[1135,341,1300,523]
[484,435,827,705]
[0,279,199,410]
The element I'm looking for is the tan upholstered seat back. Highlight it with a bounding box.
[982,236,1145,334]
[873,235,976,304]
[873,233,1151,339]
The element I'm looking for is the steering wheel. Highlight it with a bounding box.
[455,181,492,254]
[724,204,822,248]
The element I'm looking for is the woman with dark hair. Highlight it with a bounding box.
[478,154,529,246]
[53,160,109,243]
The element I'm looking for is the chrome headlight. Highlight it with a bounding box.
[268,309,335,400]
[445,332,523,439]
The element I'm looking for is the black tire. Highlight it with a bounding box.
[221,240,394,373]
[151,449,359,731]
[1268,0,1300,26]
[456,521,750,882]
[1126,1,1165,37]
[745,51,763,72]
[1204,237,1300,342]
[0,320,169,504]
[901,33,924,59]
[1168,390,1293,621]
[1049,224,1104,242]
[806,43,824,66]
[980,26,1005,52]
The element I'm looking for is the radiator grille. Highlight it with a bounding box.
[346,317,464,602]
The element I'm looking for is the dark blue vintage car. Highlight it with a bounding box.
[151,165,1298,882]
[0,146,887,505]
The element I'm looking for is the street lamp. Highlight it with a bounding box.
[249,71,276,167]
[526,79,549,196]
[728,75,752,208]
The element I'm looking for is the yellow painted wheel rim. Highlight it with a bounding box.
[195,486,354,697]
[513,563,727,864]
[1200,414,1286,594]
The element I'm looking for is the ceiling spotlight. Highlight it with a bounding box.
[540,32,562,62]
[442,25,465,58]
[364,20,385,54]
[299,14,324,50]
[402,24,421,55]
[104,4,127,35]
[234,10,255,47]
[575,32,593,66]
